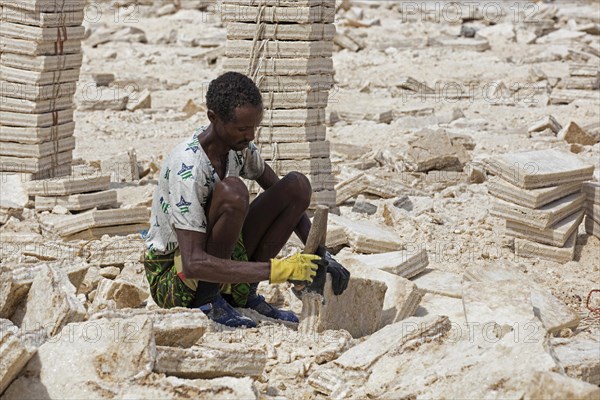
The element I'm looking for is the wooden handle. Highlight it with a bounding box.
[303,205,328,255]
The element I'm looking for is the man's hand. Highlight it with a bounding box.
[317,246,350,295]
[270,253,320,284]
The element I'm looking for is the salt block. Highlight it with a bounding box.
[226,40,332,59]
[488,177,582,209]
[367,176,412,199]
[0,267,30,319]
[260,90,329,110]
[90,308,208,347]
[89,278,148,313]
[505,210,584,247]
[154,343,267,379]
[570,64,600,77]
[256,125,325,143]
[308,315,451,397]
[2,315,155,399]
[0,319,35,394]
[411,268,463,299]
[585,215,600,238]
[325,223,348,248]
[18,241,86,264]
[0,65,81,85]
[337,249,429,279]
[78,90,128,111]
[462,280,535,339]
[583,181,600,204]
[259,140,330,160]
[0,173,29,209]
[286,171,335,192]
[255,74,334,92]
[549,88,600,105]
[0,80,78,102]
[227,22,336,41]
[225,57,333,76]
[34,189,118,212]
[0,22,85,42]
[343,262,422,327]
[558,121,600,146]
[551,333,600,385]
[0,121,75,144]
[414,293,466,327]
[86,239,145,266]
[515,231,576,263]
[21,265,86,337]
[39,207,149,237]
[223,0,326,5]
[404,129,468,172]
[528,115,562,134]
[4,0,86,13]
[0,137,75,159]
[0,37,81,56]
[464,265,580,334]
[125,89,151,111]
[8,261,89,294]
[429,37,490,52]
[309,189,336,210]
[587,202,600,224]
[65,223,149,241]
[222,4,335,23]
[1,53,83,72]
[1,5,84,27]
[329,214,402,254]
[269,158,331,176]
[561,76,600,91]
[0,109,73,127]
[334,314,450,371]
[260,108,325,127]
[525,371,600,400]
[303,276,386,338]
[485,149,595,189]
[0,95,75,114]
[335,173,369,205]
[491,192,585,229]
[0,151,73,174]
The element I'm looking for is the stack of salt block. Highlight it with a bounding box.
[26,174,117,212]
[486,149,595,263]
[27,174,149,241]
[0,0,86,179]
[222,0,336,209]
[583,181,600,238]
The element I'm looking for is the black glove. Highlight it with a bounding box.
[302,258,329,296]
[317,246,350,295]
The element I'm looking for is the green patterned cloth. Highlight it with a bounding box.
[144,234,252,308]
[144,250,195,308]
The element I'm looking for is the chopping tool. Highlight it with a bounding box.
[291,205,329,296]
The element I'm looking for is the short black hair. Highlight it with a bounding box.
[206,72,263,122]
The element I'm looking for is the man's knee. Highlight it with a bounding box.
[214,177,249,213]
[282,171,311,208]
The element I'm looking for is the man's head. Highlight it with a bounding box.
[206,72,263,151]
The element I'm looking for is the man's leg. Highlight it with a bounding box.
[236,172,312,321]
[242,171,312,262]
[191,176,249,307]
[190,177,256,328]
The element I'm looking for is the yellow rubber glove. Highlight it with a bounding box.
[270,253,321,284]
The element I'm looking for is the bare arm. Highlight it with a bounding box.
[256,164,312,246]
[176,228,271,283]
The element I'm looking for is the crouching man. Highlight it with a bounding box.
[144,72,350,328]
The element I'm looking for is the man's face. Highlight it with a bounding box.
[220,105,263,151]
